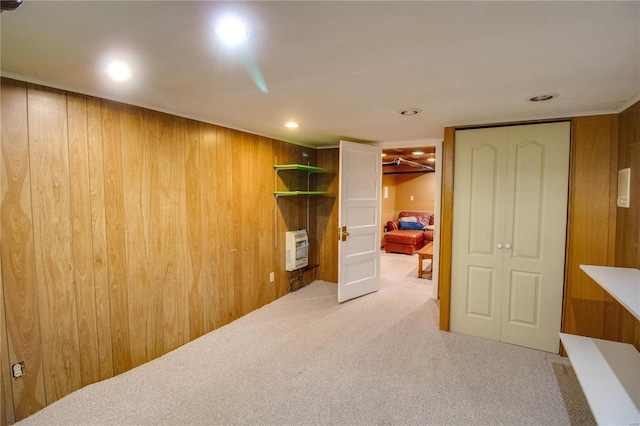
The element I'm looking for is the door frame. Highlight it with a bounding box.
[374,139,442,300]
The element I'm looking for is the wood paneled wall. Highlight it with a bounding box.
[615,100,640,348]
[315,149,339,283]
[0,78,332,424]
[563,115,619,340]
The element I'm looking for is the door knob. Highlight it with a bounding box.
[339,226,349,242]
[497,244,503,249]
[505,243,512,249]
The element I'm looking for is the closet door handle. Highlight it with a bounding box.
[497,244,503,249]
[505,243,512,249]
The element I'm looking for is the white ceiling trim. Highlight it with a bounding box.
[616,93,640,113]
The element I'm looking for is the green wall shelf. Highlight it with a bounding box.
[273,164,328,173]
[273,163,331,198]
[274,191,330,197]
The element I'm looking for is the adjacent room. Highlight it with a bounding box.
[1,1,639,425]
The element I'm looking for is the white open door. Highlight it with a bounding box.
[338,140,381,303]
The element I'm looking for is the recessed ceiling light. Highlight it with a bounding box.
[412,151,424,155]
[528,93,558,102]
[215,18,249,45]
[398,108,421,116]
[106,61,131,82]
[381,153,387,157]
[427,158,436,162]
[284,121,299,128]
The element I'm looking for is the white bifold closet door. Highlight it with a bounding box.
[451,122,570,353]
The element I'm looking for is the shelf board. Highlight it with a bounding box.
[559,333,640,426]
[580,265,640,321]
[273,164,328,173]
[274,191,330,197]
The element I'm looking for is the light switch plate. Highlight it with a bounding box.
[617,168,630,208]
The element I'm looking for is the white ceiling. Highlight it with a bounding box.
[1,1,638,148]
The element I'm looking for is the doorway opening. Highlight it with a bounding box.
[377,140,442,300]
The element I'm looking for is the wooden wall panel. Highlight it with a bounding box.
[230,130,246,317]
[199,123,221,332]
[240,132,256,316]
[67,93,101,386]
[143,110,164,360]
[27,85,82,403]
[256,136,276,307]
[102,101,132,375]
[86,97,113,381]
[0,77,333,423]
[615,100,640,350]
[1,80,44,422]
[0,266,14,426]
[616,101,640,268]
[316,149,339,283]
[184,120,204,341]
[563,115,617,339]
[120,104,150,368]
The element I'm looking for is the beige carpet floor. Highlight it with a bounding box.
[17,251,593,425]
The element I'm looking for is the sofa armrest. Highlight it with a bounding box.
[386,220,399,231]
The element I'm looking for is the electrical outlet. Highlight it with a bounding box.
[12,362,24,378]
[269,272,275,282]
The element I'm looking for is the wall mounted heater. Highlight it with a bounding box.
[285,230,308,271]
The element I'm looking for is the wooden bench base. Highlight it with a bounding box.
[417,242,434,279]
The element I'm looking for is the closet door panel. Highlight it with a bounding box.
[510,140,544,259]
[500,122,570,352]
[451,128,508,341]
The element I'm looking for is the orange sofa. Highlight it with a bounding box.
[384,211,434,255]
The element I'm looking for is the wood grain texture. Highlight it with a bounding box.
[101,101,132,375]
[120,104,150,368]
[66,93,101,386]
[1,80,47,420]
[231,130,246,318]
[184,120,204,340]
[1,77,333,423]
[316,149,338,283]
[199,123,221,333]
[0,231,15,426]
[144,110,165,360]
[240,131,255,316]
[158,113,187,353]
[562,116,617,339]
[256,136,276,307]
[615,100,640,350]
[85,97,113,381]
[438,127,455,331]
[26,84,82,404]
